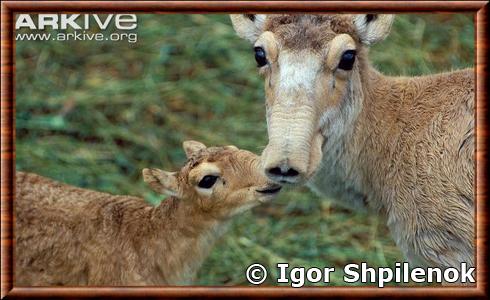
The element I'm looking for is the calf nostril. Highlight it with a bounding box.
[267,167,300,178]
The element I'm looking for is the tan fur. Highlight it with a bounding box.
[231,14,474,272]
[15,142,280,286]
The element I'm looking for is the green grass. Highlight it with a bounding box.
[15,13,474,286]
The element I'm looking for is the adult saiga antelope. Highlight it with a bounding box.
[230,14,474,270]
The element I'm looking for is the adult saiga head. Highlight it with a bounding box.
[230,14,394,184]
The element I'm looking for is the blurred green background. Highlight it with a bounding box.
[15,14,474,286]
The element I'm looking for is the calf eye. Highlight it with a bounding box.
[254,47,268,67]
[338,50,356,71]
[198,175,218,189]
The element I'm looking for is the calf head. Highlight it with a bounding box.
[143,141,281,218]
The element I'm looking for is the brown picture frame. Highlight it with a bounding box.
[1,1,488,298]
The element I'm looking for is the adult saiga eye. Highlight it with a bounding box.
[198,175,219,189]
[254,46,268,67]
[338,50,356,70]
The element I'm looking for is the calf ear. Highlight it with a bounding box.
[353,14,394,45]
[183,140,206,158]
[230,14,267,43]
[142,168,179,197]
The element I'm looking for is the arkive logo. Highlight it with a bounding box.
[15,14,137,30]
[15,14,138,43]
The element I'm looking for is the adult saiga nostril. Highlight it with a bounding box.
[267,167,300,178]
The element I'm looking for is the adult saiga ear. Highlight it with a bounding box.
[230,14,267,43]
[142,168,179,197]
[353,14,394,46]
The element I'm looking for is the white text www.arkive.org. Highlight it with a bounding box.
[15,31,137,43]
